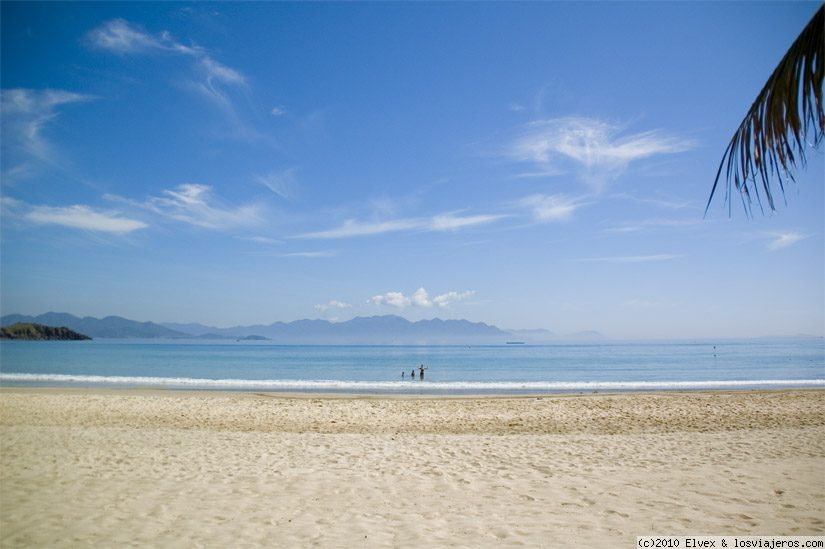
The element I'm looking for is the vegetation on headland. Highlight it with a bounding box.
[0,323,92,341]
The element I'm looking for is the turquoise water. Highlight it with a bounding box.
[1,338,823,395]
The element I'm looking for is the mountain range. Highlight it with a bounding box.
[0,312,603,344]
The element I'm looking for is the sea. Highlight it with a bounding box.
[1,338,823,395]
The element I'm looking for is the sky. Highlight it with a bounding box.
[1,1,823,339]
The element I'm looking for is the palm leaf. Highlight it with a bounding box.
[706,4,824,216]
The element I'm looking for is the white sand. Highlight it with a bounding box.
[1,389,824,547]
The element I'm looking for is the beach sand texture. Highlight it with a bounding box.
[1,389,824,547]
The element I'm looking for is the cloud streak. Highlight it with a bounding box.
[88,19,246,112]
[574,254,683,263]
[295,212,504,239]
[87,18,166,53]
[106,184,264,230]
[605,218,703,234]
[509,117,695,192]
[256,168,299,200]
[143,184,262,230]
[284,251,336,258]
[2,197,147,234]
[518,194,584,222]
[1,89,94,175]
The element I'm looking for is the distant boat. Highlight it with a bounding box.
[505,341,525,345]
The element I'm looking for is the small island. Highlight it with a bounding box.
[0,322,92,341]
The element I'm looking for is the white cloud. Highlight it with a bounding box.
[368,291,411,309]
[315,300,352,312]
[767,232,809,251]
[295,212,503,239]
[10,201,147,234]
[270,105,287,117]
[509,117,695,192]
[141,184,262,229]
[368,288,474,310]
[432,290,475,308]
[519,194,582,222]
[411,288,431,307]
[1,88,94,165]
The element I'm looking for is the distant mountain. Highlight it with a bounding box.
[161,322,217,336]
[163,315,509,344]
[1,313,187,339]
[0,322,92,341]
[2,312,599,343]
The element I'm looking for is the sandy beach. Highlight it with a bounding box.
[1,388,824,547]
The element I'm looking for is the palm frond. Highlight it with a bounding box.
[706,4,824,216]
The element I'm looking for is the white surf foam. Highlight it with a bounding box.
[2,373,824,392]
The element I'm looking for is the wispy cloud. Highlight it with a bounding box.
[428,213,504,231]
[297,218,418,239]
[88,19,246,113]
[255,168,299,200]
[610,192,695,211]
[87,18,166,53]
[605,218,703,234]
[518,194,584,222]
[367,287,474,310]
[575,254,683,263]
[245,236,282,245]
[2,197,147,234]
[295,212,504,239]
[144,184,262,229]
[1,89,95,176]
[107,184,263,230]
[767,232,809,251]
[283,251,337,258]
[508,117,695,192]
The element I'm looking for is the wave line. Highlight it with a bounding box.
[2,373,825,392]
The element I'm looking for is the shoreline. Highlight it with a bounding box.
[4,384,825,398]
[2,387,824,546]
[3,373,823,396]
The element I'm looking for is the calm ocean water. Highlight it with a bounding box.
[1,338,823,395]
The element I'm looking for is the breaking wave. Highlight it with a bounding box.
[2,373,824,393]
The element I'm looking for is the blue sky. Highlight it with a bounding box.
[1,1,823,339]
